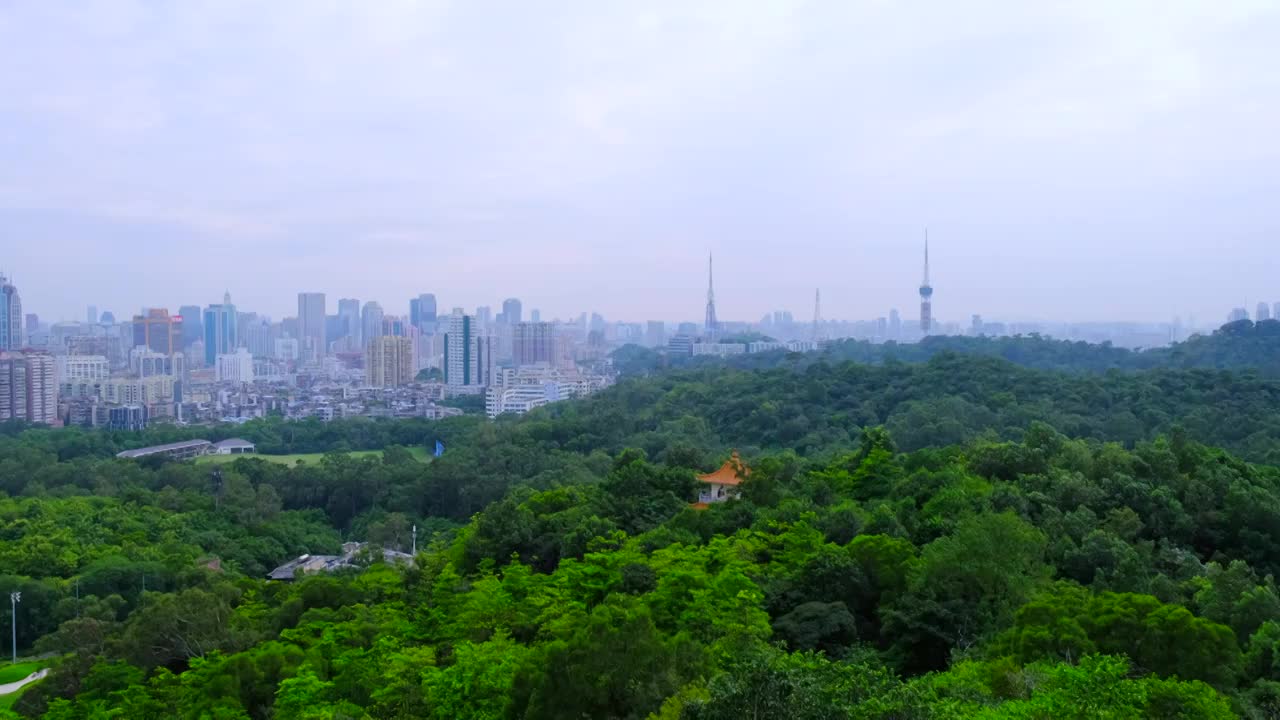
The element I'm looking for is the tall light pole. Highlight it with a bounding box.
[9,591,20,664]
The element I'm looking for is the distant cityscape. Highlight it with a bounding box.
[0,246,1268,432]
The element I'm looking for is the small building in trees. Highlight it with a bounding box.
[213,438,256,455]
[693,451,749,508]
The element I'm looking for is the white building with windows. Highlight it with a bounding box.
[217,348,255,383]
[56,355,109,384]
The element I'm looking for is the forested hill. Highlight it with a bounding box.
[615,318,1280,377]
[10,330,1280,715]
[550,352,1280,464]
[7,421,1280,717]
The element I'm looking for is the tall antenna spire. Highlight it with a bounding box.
[704,252,718,335]
[919,229,934,334]
[812,288,823,341]
[923,229,930,287]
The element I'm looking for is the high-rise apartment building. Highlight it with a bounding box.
[0,274,22,350]
[297,292,327,361]
[366,336,415,387]
[503,298,523,325]
[361,301,384,346]
[25,353,56,424]
[445,309,494,387]
[513,322,556,366]
[203,292,238,365]
[132,309,183,356]
[0,352,56,424]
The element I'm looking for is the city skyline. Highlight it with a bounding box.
[3,3,1279,325]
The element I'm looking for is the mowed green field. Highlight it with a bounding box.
[0,662,42,685]
[0,661,45,708]
[195,445,430,465]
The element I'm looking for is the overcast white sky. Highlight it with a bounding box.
[2,1,1278,325]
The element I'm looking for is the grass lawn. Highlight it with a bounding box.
[0,661,45,708]
[0,662,41,685]
[196,445,430,466]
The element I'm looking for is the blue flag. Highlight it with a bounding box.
[434,440,445,457]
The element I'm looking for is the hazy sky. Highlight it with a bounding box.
[3,1,1278,325]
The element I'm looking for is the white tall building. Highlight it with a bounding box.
[217,348,255,383]
[56,355,109,384]
[26,353,56,424]
[274,337,299,362]
[0,352,56,424]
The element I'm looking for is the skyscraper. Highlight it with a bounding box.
[203,291,238,365]
[297,292,327,361]
[513,322,556,366]
[704,253,718,336]
[0,274,22,350]
[132,309,183,355]
[178,305,203,348]
[503,298,523,325]
[646,321,665,347]
[338,298,361,346]
[531,309,541,323]
[361,301,385,345]
[1258,302,1273,322]
[87,306,98,325]
[410,293,438,332]
[366,336,415,387]
[919,234,933,334]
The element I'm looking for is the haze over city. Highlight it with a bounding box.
[3,1,1279,323]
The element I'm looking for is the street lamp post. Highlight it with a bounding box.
[9,591,20,664]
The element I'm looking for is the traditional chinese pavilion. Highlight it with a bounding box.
[693,451,750,509]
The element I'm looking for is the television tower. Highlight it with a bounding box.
[812,288,823,341]
[704,252,718,336]
[919,231,933,334]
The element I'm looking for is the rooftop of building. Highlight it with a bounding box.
[116,439,213,459]
[267,542,414,580]
[697,451,750,486]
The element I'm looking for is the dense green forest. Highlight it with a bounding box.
[7,329,1280,717]
[616,318,1280,377]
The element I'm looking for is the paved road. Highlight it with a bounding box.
[0,668,47,695]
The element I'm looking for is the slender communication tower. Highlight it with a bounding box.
[919,231,933,334]
[704,252,718,336]
[812,288,823,341]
